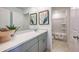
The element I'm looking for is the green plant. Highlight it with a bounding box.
[6,25,17,30]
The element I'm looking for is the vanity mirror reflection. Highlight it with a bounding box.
[0,7,29,32]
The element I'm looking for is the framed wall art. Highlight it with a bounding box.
[30,13,37,25]
[39,10,49,25]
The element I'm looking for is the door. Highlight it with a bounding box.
[70,8,79,51]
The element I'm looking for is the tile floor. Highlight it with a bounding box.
[52,39,69,52]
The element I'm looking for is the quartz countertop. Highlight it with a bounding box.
[0,30,48,52]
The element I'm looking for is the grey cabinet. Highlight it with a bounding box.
[27,43,39,52]
[7,43,27,52]
[6,38,38,52]
[38,32,47,52]
[5,32,47,52]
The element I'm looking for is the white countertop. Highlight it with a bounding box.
[0,30,48,52]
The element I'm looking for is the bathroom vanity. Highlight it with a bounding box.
[0,30,48,52]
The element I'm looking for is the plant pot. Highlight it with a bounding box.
[10,30,16,36]
[0,31,11,43]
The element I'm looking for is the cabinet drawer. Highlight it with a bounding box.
[6,38,38,52]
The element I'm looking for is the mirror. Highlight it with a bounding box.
[0,7,29,31]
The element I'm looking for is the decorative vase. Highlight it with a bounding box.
[0,31,11,43]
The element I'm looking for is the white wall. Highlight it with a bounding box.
[24,7,52,51]
[3,7,24,14]
[23,13,30,30]
[12,11,24,30]
[0,8,10,28]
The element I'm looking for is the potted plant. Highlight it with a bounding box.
[0,28,11,43]
[6,25,17,36]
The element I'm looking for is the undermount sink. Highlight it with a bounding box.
[14,31,36,39]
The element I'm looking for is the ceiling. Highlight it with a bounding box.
[16,7,29,10]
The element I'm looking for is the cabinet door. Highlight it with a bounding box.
[43,38,47,51]
[7,44,26,52]
[39,39,46,52]
[27,43,39,52]
[7,38,38,52]
[39,32,47,52]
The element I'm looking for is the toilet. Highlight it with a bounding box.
[54,32,66,41]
